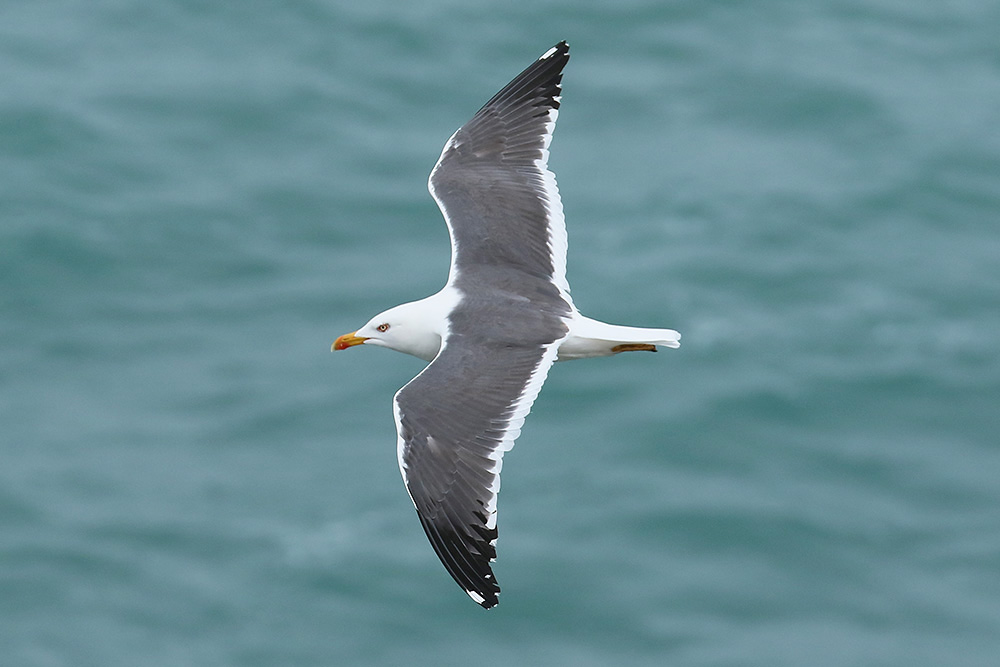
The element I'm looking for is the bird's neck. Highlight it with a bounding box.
[393,288,460,362]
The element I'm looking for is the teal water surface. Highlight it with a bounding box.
[3,1,999,665]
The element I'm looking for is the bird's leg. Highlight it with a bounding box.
[610,343,657,353]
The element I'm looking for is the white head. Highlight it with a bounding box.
[333,298,448,362]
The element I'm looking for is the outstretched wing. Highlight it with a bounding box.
[429,41,574,306]
[394,42,577,608]
[393,296,568,608]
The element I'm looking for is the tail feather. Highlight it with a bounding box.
[558,316,681,360]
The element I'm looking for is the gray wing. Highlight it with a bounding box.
[393,297,568,608]
[429,41,573,303]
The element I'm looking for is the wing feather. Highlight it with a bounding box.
[391,42,576,608]
[393,320,564,608]
[428,41,573,303]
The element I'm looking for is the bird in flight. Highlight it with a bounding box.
[334,41,680,608]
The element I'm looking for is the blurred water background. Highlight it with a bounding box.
[2,1,999,665]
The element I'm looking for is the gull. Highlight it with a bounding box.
[334,41,680,608]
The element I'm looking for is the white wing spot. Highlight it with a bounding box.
[540,45,558,60]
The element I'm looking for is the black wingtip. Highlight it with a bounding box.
[471,589,500,609]
[469,40,570,119]
[539,40,570,61]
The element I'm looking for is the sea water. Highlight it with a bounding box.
[3,2,999,665]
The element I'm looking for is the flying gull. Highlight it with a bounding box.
[333,41,680,608]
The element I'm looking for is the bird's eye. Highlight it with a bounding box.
[376,323,390,333]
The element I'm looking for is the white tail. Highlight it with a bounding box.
[557,315,681,361]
